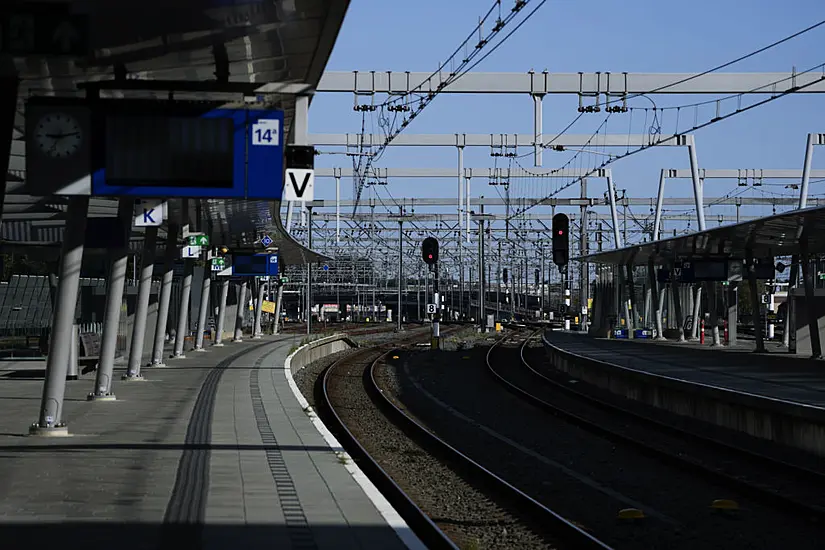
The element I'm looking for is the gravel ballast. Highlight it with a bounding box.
[325,347,559,549]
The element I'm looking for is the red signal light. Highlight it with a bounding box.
[558,230,564,235]
[428,254,433,259]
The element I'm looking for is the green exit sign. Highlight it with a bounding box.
[212,258,225,267]
[818,273,825,281]
[188,235,209,247]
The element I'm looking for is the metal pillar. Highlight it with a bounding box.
[273,282,285,334]
[335,172,341,243]
[653,170,666,240]
[253,278,265,339]
[307,206,313,335]
[580,178,589,327]
[785,135,816,348]
[123,227,158,379]
[477,217,486,332]
[798,133,816,210]
[625,264,636,330]
[727,284,739,346]
[68,325,79,380]
[150,224,179,367]
[417,269,422,321]
[705,281,722,346]
[800,237,822,359]
[32,196,89,435]
[606,174,623,248]
[746,250,766,353]
[457,146,463,239]
[286,202,295,233]
[690,285,702,340]
[214,279,230,345]
[194,273,211,350]
[648,259,665,340]
[89,198,132,400]
[465,175,471,243]
[533,93,543,167]
[672,280,686,342]
[233,281,248,342]
[173,261,194,357]
[397,219,403,331]
[687,139,707,231]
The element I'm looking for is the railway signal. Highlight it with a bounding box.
[552,213,570,268]
[422,237,439,265]
[420,236,441,349]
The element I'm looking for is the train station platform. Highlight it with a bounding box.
[0,336,418,549]
[543,331,825,407]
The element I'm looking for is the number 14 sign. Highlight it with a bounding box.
[252,119,280,146]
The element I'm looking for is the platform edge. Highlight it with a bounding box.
[284,334,427,550]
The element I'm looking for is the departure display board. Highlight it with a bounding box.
[232,253,279,276]
[104,115,235,188]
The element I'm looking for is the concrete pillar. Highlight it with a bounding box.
[253,278,265,339]
[173,261,194,358]
[214,279,229,346]
[706,281,722,346]
[31,196,89,436]
[672,281,686,342]
[150,224,179,367]
[124,227,158,379]
[800,242,822,359]
[233,281,248,342]
[746,251,766,353]
[727,284,739,346]
[88,198,132,400]
[67,324,79,380]
[194,274,211,351]
[690,285,702,340]
[273,283,285,334]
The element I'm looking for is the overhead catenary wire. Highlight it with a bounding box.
[508,61,825,220]
[350,0,547,215]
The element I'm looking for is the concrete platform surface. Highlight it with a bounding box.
[0,335,414,550]
[545,331,825,408]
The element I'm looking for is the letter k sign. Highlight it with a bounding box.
[284,168,314,202]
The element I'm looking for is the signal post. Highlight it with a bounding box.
[422,237,441,349]
[552,213,571,329]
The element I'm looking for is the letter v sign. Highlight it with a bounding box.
[284,168,315,202]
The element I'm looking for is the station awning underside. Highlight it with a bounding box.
[3,0,346,264]
[576,205,825,265]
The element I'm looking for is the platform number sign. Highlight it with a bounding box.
[251,119,280,146]
[426,303,437,314]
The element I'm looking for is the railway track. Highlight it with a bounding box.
[488,329,825,523]
[318,328,612,550]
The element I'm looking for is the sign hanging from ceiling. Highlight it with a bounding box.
[232,253,279,277]
[283,168,314,202]
[23,97,285,199]
[0,4,90,57]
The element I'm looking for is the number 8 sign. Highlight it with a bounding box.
[252,119,280,146]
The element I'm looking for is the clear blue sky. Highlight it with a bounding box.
[308,0,825,225]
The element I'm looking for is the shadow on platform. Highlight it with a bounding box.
[0,442,334,453]
[0,523,395,550]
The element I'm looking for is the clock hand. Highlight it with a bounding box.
[45,132,79,138]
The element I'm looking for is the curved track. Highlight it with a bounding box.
[487,330,825,522]
[319,333,613,550]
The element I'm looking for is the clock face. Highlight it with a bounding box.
[34,113,83,158]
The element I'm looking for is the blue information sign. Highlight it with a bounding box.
[232,254,279,276]
[24,98,284,199]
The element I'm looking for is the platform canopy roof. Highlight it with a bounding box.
[576,204,825,265]
[3,0,348,264]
